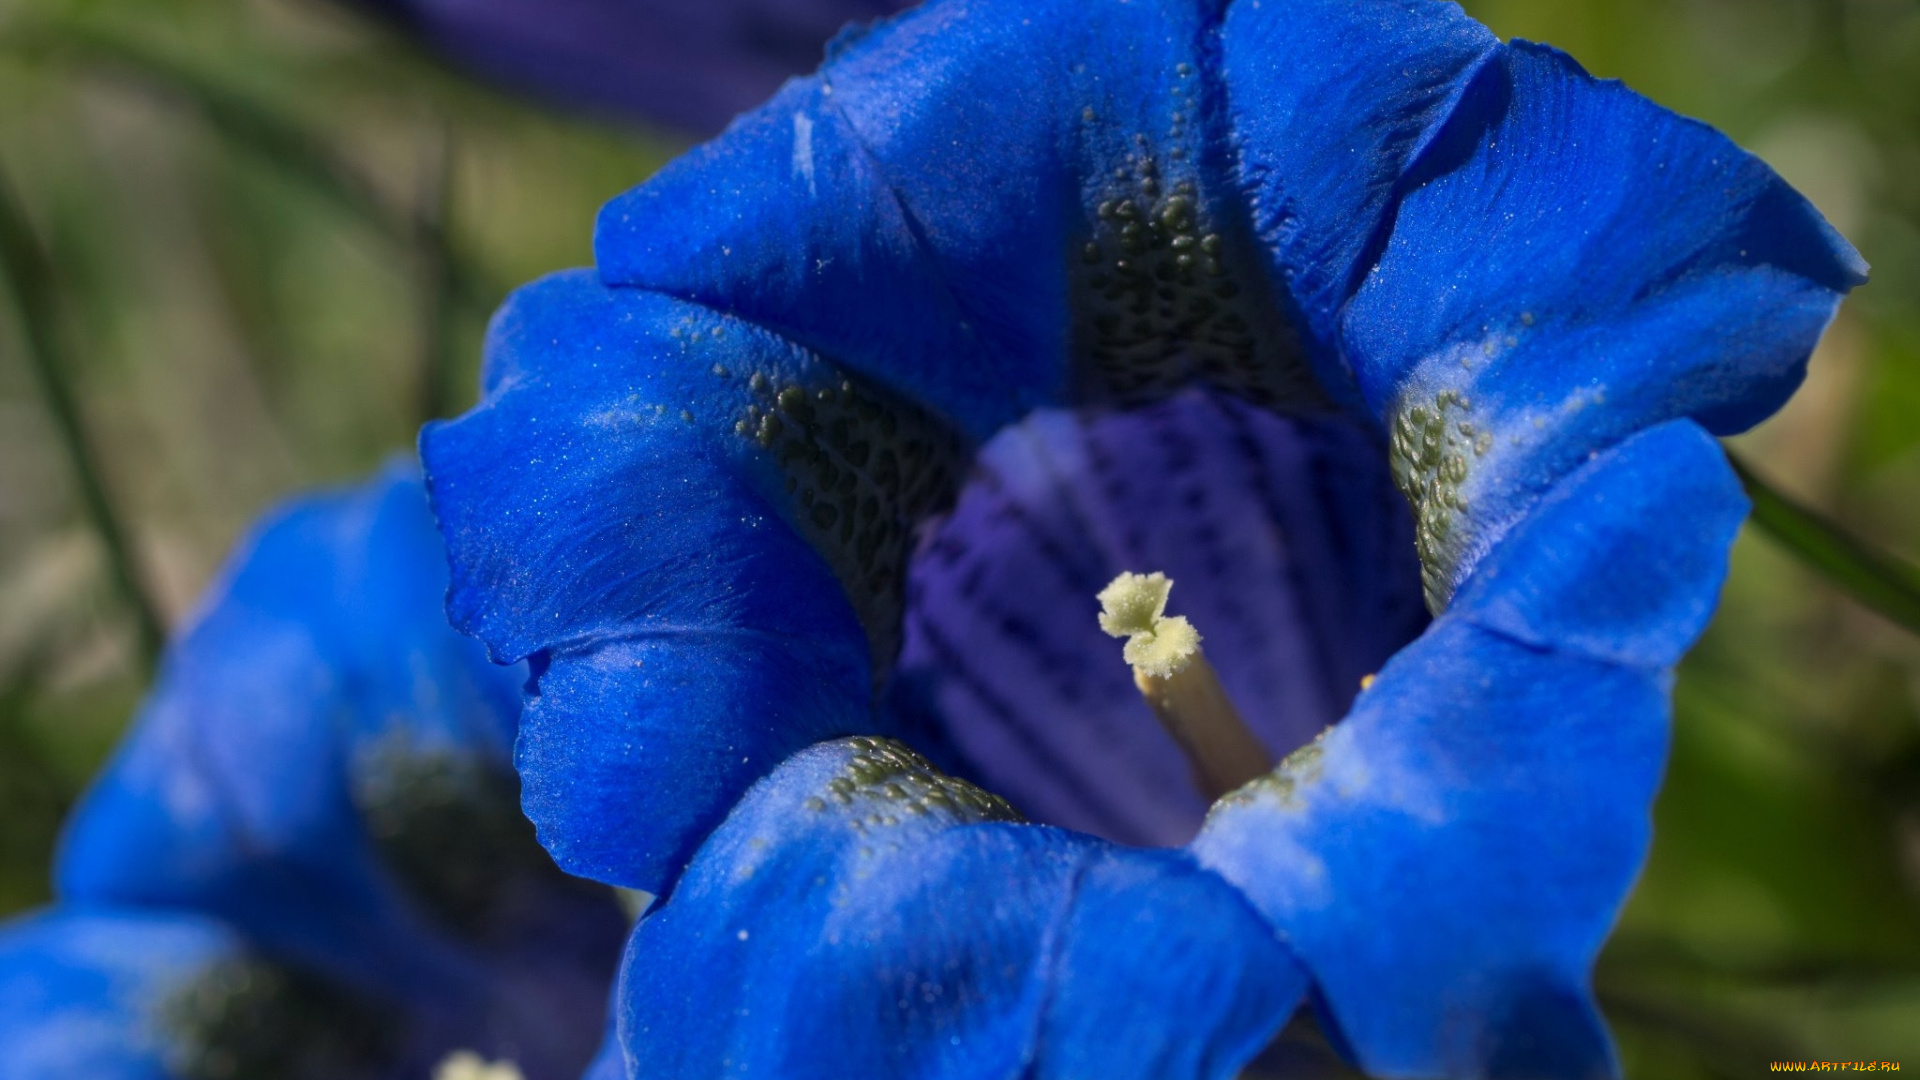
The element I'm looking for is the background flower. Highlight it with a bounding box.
[0,464,625,1078]
[339,0,915,134]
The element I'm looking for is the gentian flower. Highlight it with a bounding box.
[0,463,626,1079]
[345,0,912,133]
[420,0,1866,1075]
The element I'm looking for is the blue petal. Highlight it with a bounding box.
[890,390,1425,845]
[1334,41,1863,606]
[581,1017,626,1080]
[1189,422,1746,1079]
[514,635,873,892]
[345,0,908,134]
[595,76,1029,436]
[1031,854,1305,1080]
[1221,0,1498,402]
[596,0,1310,438]
[615,738,1305,1079]
[55,464,622,1076]
[423,271,880,890]
[1450,421,1749,668]
[584,0,1860,621]
[0,908,237,1079]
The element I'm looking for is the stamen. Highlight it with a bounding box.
[434,1051,524,1080]
[1097,572,1272,800]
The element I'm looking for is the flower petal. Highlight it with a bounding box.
[422,271,886,891]
[1221,0,1499,400]
[1450,421,1749,668]
[596,0,1311,437]
[54,464,622,1075]
[1336,42,1863,606]
[514,635,872,892]
[890,389,1425,845]
[430,273,873,664]
[0,908,239,1079]
[595,76,1031,437]
[581,1020,626,1080]
[1189,421,1745,1079]
[1030,853,1305,1080]
[615,738,1304,1079]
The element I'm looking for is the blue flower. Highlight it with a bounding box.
[420,0,1866,1075]
[0,463,626,1079]
[343,0,912,133]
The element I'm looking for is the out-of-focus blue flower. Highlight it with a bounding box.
[421,0,1866,1075]
[347,0,912,133]
[0,463,625,1079]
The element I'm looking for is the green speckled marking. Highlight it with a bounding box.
[353,735,582,937]
[809,736,1023,831]
[1219,729,1328,811]
[1388,388,1490,612]
[726,365,966,666]
[1071,73,1317,409]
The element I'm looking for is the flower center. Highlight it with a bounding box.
[674,79,1418,844]
[886,391,1428,847]
[160,957,397,1080]
[353,736,602,939]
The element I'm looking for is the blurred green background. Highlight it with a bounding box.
[0,0,1916,1074]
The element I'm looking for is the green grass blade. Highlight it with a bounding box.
[1729,451,1920,635]
[0,168,166,671]
[414,120,463,424]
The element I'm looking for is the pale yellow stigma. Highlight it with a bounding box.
[434,1052,524,1080]
[1098,571,1272,800]
[1097,571,1201,678]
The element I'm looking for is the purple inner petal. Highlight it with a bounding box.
[888,388,1427,846]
